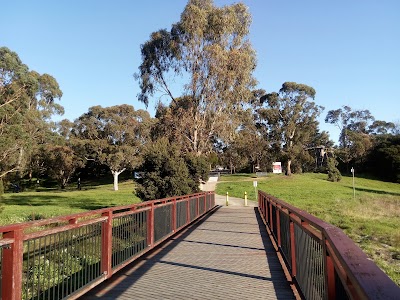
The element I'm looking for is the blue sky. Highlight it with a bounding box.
[2,0,399,143]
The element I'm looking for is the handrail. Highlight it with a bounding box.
[0,192,205,233]
[258,190,399,300]
[0,191,216,300]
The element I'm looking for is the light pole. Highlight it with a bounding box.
[351,167,355,200]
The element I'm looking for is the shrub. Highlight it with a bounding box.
[327,157,342,182]
[185,153,209,188]
[136,138,196,201]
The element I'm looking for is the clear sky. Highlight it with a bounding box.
[2,0,399,143]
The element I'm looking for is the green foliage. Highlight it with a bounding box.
[327,157,342,182]
[207,152,219,169]
[72,105,151,190]
[43,145,84,188]
[325,106,375,169]
[136,138,196,201]
[185,153,209,185]
[217,108,271,173]
[365,134,400,183]
[258,82,324,175]
[0,47,63,180]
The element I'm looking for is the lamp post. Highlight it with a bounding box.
[351,167,355,200]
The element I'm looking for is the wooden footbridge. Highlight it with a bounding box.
[0,192,398,299]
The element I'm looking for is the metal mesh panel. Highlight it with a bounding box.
[279,212,292,268]
[335,269,350,300]
[265,200,269,223]
[271,205,277,238]
[295,223,327,300]
[205,194,210,211]
[176,201,187,229]
[199,196,205,215]
[23,222,102,300]
[154,204,173,243]
[189,198,197,222]
[112,211,147,269]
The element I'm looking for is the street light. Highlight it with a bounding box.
[351,167,355,200]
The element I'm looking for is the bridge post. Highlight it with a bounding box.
[147,202,155,248]
[101,210,113,278]
[323,236,336,300]
[269,202,273,230]
[2,229,23,300]
[276,208,281,247]
[226,192,229,206]
[196,195,200,217]
[172,198,177,232]
[186,198,190,224]
[290,220,297,277]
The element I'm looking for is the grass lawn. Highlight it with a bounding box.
[0,180,141,225]
[216,172,400,285]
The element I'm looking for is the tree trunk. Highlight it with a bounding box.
[112,169,126,191]
[286,137,294,176]
[286,159,292,176]
[113,172,119,191]
[61,178,67,189]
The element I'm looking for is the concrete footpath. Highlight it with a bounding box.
[201,180,257,207]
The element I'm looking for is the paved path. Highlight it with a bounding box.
[81,207,295,300]
[202,179,257,207]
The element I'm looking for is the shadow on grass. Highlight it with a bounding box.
[2,194,70,206]
[69,201,117,210]
[2,193,122,211]
[345,186,400,197]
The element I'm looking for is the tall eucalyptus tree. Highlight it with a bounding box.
[136,0,257,155]
[259,82,324,175]
[0,47,63,179]
[72,105,151,190]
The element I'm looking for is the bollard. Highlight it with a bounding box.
[244,191,247,206]
[226,192,229,206]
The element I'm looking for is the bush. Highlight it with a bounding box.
[136,138,197,201]
[185,153,209,188]
[327,157,342,182]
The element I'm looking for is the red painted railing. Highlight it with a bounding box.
[0,192,215,300]
[258,190,399,300]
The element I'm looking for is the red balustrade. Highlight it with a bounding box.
[258,190,399,300]
[0,192,215,300]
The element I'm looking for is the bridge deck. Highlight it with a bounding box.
[81,206,295,299]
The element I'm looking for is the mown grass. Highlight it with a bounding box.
[216,173,400,285]
[0,180,141,226]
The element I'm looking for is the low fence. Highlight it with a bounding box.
[258,190,399,300]
[0,192,215,300]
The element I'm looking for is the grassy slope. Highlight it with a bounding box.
[216,173,400,285]
[0,180,141,225]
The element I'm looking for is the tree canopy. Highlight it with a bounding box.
[258,82,324,175]
[72,105,151,190]
[136,138,196,200]
[0,47,63,179]
[136,0,257,155]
